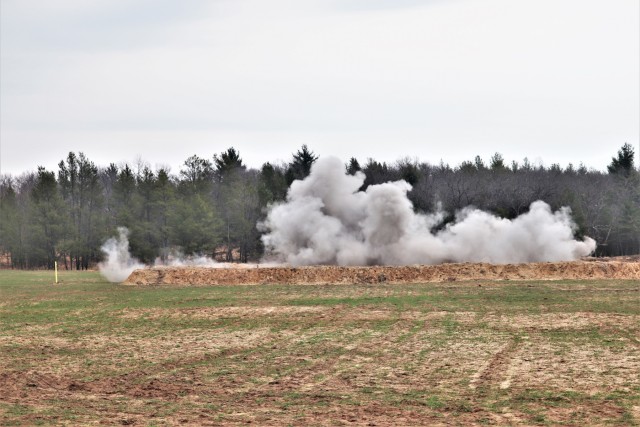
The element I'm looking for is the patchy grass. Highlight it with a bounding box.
[0,271,639,426]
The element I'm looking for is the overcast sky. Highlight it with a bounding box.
[1,0,638,176]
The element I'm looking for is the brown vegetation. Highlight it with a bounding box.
[125,258,640,286]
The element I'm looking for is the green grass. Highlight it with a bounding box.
[0,270,639,425]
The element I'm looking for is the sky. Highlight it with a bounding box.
[1,0,638,176]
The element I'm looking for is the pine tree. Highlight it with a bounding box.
[608,143,635,177]
[0,179,20,267]
[30,167,68,268]
[490,152,507,171]
[286,145,318,184]
[214,147,245,181]
[346,157,361,175]
[259,162,288,204]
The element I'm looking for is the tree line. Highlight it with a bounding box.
[0,143,638,269]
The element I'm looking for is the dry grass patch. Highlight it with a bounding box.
[1,271,639,426]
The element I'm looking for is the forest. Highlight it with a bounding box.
[0,143,638,269]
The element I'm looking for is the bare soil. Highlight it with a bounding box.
[1,270,639,426]
[125,258,640,286]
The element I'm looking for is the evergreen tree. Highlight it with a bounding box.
[155,168,175,260]
[474,155,487,171]
[221,170,262,262]
[258,162,288,204]
[57,152,104,269]
[30,167,68,268]
[396,158,420,185]
[286,145,318,184]
[0,178,20,267]
[3,147,640,265]
[213,148,247,260]
[170,193,222,255]
[362,159,391,189]
[214,147,245,180]
[100,163,120,230]
[490,152,506,171]
[608,143,635,177]
[458,161,477,173]
[346,157,361,175]
[113,164,136,224]
[134,166,161,262]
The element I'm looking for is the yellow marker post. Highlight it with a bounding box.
[54,261,58,284]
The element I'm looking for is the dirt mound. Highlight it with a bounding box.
[124,259,640,286]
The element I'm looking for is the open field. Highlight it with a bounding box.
[1,270,639,426]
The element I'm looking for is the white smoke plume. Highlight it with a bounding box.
[154,251,218,267]
[260,157,596,266]
[98,227,145,282]
[154,253,282,269]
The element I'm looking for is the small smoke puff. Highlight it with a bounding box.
[260,157,596,266]
[98,227,145,282]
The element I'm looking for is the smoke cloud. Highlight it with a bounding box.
[260,157,596,266]
[98,227,145,282]
[98,232,221,282]
[154,251,218,267]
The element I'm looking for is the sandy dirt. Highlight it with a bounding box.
[125,258,640,286]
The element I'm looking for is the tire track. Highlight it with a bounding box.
[469,338,520,391]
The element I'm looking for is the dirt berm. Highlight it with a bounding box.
[124,258,640,286]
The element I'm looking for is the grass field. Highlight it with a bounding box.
[0,270,639,426]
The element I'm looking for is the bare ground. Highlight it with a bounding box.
[125,258,640,286]
[1,271,639,426]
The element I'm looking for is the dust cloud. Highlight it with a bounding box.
[98,227,145,282]
[260,157,596,266]
[98,234,221,282]
[154,251,218,267]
